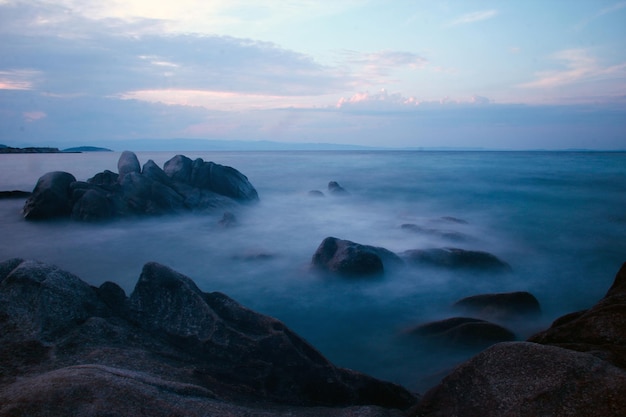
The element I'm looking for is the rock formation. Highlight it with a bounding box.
[22,151,259,221]
[0,258,416,416]
[453,291,541,320]
[401,247,511,272]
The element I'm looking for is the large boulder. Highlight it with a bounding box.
[453,291,541,320]
[401,247,511,272]
[0,258,417,414]
[311,237,403,277]
[415,342,626,417]
[22,171,76,219]
[117,150,141,181]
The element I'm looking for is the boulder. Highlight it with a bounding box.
[407,317,515,349]
[311,237,403,277]
[117,150,141,181]
[308,190,325,197]
[453,291,541,320]
[22,171,76,219]
[401,247,511,272]
[163,154,193,183]
[328,181,349,195]
[0,258,417,414]
[528,262,626,368]
[415,342,626,417]
[70,187,115,221]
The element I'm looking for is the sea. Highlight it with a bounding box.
[1,150,625,392]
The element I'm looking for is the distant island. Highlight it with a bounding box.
[0,144,112,153]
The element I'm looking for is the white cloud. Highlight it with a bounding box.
[23,110,46,122]
[335,89,491,111]
[0,69,41,90]
[447,10,498,27]
[519,49,626,89]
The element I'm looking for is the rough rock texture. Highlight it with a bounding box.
[453,291,541,320]
[401,247,511,272]
[414,262,626,416]
[22,151,259,221]
[0,258,417,416]
[311,237,403,277]
[407,317,515,349]
[415,342,626,417]
[22,171,76,219]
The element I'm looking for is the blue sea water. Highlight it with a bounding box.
[1,150,625,391]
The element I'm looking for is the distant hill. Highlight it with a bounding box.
[0,145,61,154]
[62,146,113,152]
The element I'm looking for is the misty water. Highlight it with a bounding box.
[1,150,625,392]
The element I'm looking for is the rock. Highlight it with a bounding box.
[400,224,469,242]
[439,216,468,224]
[401,247,511,272]
[311,237,403,277]
[23,152,259,222]
[528,262,626,368]
[328,181,349,195]
[218,211,237,227]
[308,190,325,197]
[0,258,417,413]
[453,291,541,320]
[22,171,76,219]
[408,317,515,349]
[415,342,626,417]
[117,150,141,181]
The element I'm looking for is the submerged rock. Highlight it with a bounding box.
[23,151,259,221]
[408,317,516,349]
[328,181,349,195]
[311,237,403,277]
[401,247,511,272]
[0,258,417,415]
[453,291,541,320]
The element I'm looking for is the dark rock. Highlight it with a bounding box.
[408,317,515,349]
[328,181,349,195]
[528,262,626,369]
[218,211,237,227]
[311,237,403,277]
[453,291,541,320]
[23,152,259,221]
[308,190,325,197]
[439,216,468,224]
[401,247,511,272]
[0,258,417,413]
[415,342,626,417]
[400,224,469,242]
[117,150,141,181]
[0,190,31,199]
[22,171,76,220]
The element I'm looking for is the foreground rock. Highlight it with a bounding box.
[311,237,403,277]
[414,262,626,416]
[0,258,416,416]
[453,291,541,320]
[22,151,259,221]
[401,247,511,272]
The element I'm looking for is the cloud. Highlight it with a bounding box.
[0,69,41,90]
[22,110,46,122]
[335,89,491,111]
[337,50,428,86]
[519,49,626,89]
[447,10,498,27]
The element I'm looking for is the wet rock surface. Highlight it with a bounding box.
[453,291,541,320]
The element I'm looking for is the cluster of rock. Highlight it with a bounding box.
[0,258,416,416]
[310,236,511,278]
[22,151,259,221]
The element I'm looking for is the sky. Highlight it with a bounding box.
[0,0,625,150]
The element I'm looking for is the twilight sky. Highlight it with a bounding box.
[1,0,625,149]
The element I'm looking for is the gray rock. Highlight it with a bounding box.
[311,237,403,277]
[401,247,511,272]
[117,150,141,181]
[163,154,193,183]
[22,171,76,219]
[415,342,626,417]
[408,317,516,349]
[453,291,541,320]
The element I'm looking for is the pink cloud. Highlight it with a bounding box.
[23,111,47,122]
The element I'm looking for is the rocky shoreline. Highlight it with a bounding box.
[1,257,625,416]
